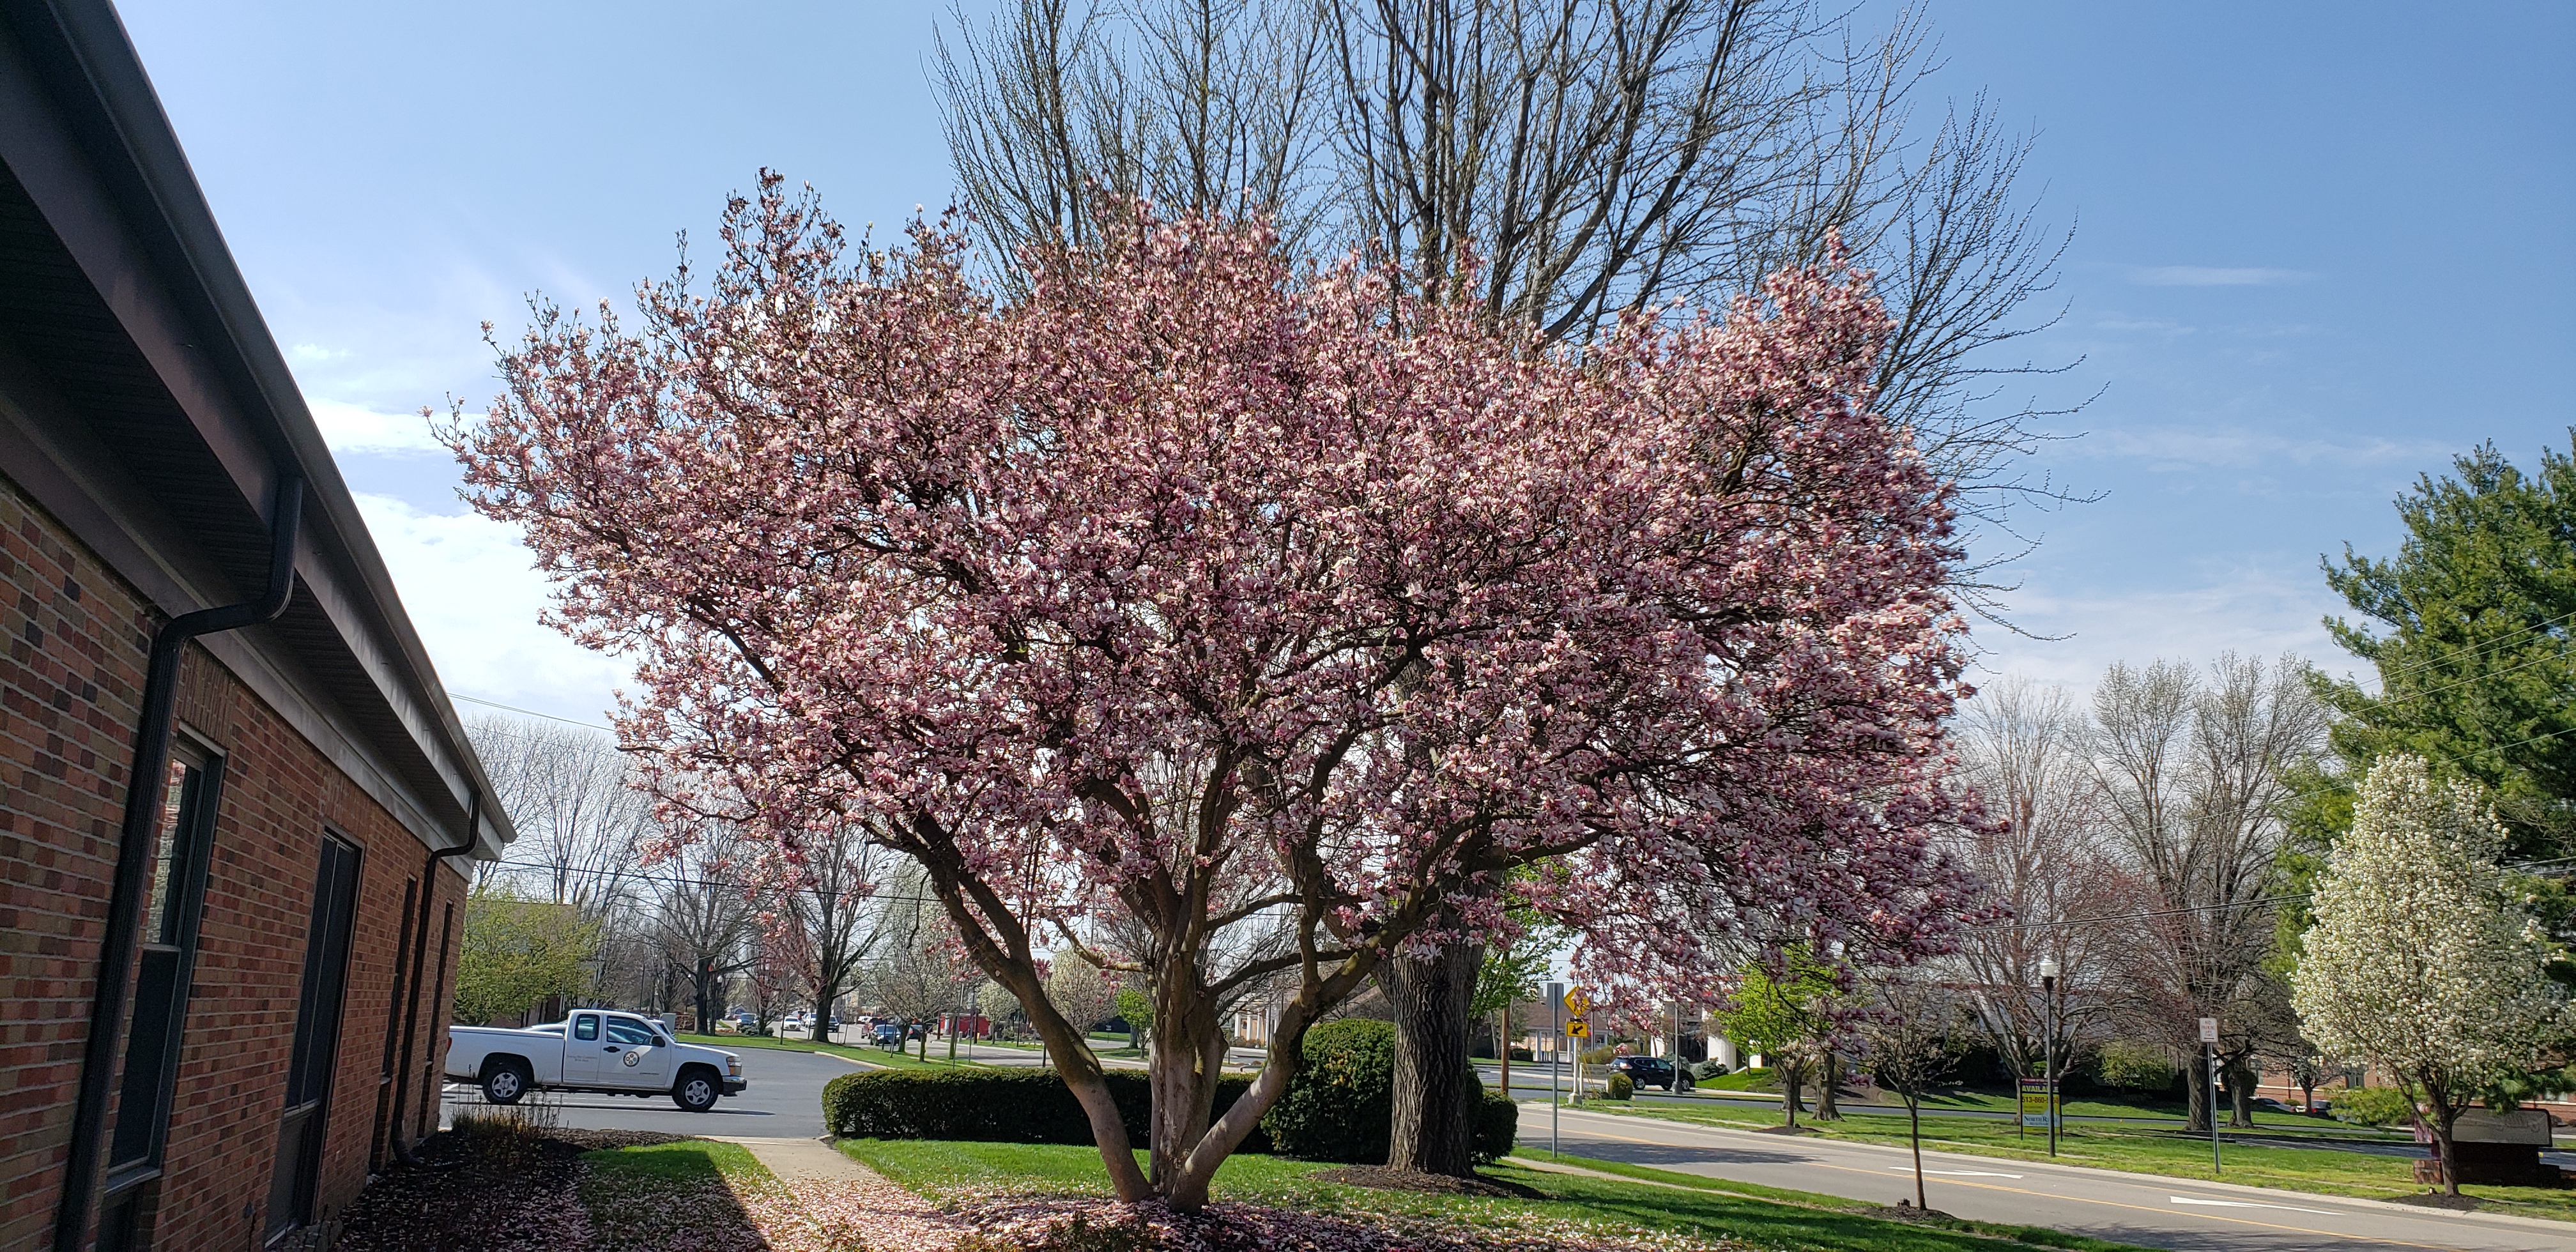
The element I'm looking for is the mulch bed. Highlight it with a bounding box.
[2390,1192,2487,1210]
[1312,1166,1545,1199]
[334,1126,685,1251]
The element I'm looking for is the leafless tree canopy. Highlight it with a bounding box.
[1945,677,2119,1076]
[2086,654,2325,1129]
[935,0,2080,579]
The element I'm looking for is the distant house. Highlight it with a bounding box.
[0,3,516,1249]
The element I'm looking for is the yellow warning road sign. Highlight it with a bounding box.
[1564,988,1593,1015]
[1565,1016,1591,1038]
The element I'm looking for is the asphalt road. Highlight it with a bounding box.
[1528,1101,2575,1252]
[441,1042,862,1138]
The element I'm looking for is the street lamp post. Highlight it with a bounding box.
[2038,956,2060,1157]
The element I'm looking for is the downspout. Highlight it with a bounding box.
[388,786,480,1166]
[54,477,303,1252]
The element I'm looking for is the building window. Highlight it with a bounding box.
[266,833,364,1241]
[105,743,221,1179]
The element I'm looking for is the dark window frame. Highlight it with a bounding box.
[265,830,364,1242]
[100,733,222,1202]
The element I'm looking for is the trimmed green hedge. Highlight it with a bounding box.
[822,1067,1271,1153]
[820,1031,1519,1167]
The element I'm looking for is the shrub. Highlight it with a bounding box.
[1690,1059,1731,1080]
[1471,1088,1517,1164]
[1262,1019,1397,1163]
[2329,1085,2417,1127]
[821,1068,1269,1152]
[1604,1072,1635,1101]
[1578,1044,1614,1066]
[2090,1040,2174,1091]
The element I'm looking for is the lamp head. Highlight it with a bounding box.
[2038,956,2060,982]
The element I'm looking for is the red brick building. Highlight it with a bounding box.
[0,3,518,1248]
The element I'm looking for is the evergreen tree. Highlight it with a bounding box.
[2315,437,2576,859]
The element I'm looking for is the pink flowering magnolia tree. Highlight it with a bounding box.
[444,174,1979,1208]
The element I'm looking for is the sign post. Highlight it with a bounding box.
[1545,982,1564,1157]
[1564,988,1593,1106]
[2199,1017,2221,1175]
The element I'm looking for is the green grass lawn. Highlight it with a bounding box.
[838,1137,2159,1252]
[674,1031,1001,1071]
[1585,1099,2576,1222]
[579,1139,781,1244]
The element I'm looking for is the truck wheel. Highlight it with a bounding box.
[672,1069,719,1113]
[482,1060,530,1105]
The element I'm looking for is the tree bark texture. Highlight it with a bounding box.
[1381,938,1482,1176]
[1814,1051,1843,1119]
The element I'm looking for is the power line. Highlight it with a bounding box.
[2353,609,2576,696]
[449,691,617,732]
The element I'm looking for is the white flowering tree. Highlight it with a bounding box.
[2290,754,2570,1194]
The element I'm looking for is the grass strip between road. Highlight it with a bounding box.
[842,1136,2162,1252]
[1578,1100,2576,1223]
[675,1030,1001,1071]
[1517,1151,2154,1252]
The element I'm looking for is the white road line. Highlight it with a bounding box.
[1887,1167,2025,1178]
[2169,1195,2338,1216]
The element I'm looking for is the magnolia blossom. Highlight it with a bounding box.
[2290,754,2569,1193]
[445,174,1979,1207]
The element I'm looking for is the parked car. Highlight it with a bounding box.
[1607,1055,1692,1092]
[447,1009,747,1112]
[2251,1097,2301,1115]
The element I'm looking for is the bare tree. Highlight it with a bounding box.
[2089,654,2324,1131]
[1947,677,2120,1079]
[1855,975,1962,1212]
[786,822,895,1041]
[864,866,986,1057]
[650,827,760,1032]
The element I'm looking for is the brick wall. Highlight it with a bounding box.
[0,470,466,1249]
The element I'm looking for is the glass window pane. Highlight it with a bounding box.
[139,760,193,946]
[572,1015,599,1041]
[606,1018,654,1045]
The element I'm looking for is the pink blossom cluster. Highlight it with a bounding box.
[446,174,1984,1200]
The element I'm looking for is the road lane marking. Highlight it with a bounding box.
[1544,1117,2458,1250]
[1887,1166,2025,1178]
[2171,1195,2336,1215]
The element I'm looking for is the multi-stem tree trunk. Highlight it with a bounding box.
[2226,1057,2257,1127]
[1778,1056,1808,1127]
[1381,938,1482,1176]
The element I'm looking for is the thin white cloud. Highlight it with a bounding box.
[1974,564,2344,691]
[2126,265,2313,287]
[2073,426,2451,472]
[308,398,452,455]
[289,342,349,362]
[349,492,631,725]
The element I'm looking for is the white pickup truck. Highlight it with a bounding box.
[446,1009,747,1112]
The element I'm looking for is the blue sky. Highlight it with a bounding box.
[113,0,2575,726]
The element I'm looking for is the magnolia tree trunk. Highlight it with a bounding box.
[1814,1052,1843,1120]
[1381,938,1482,1176]
[2185,1055,2212,1134]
